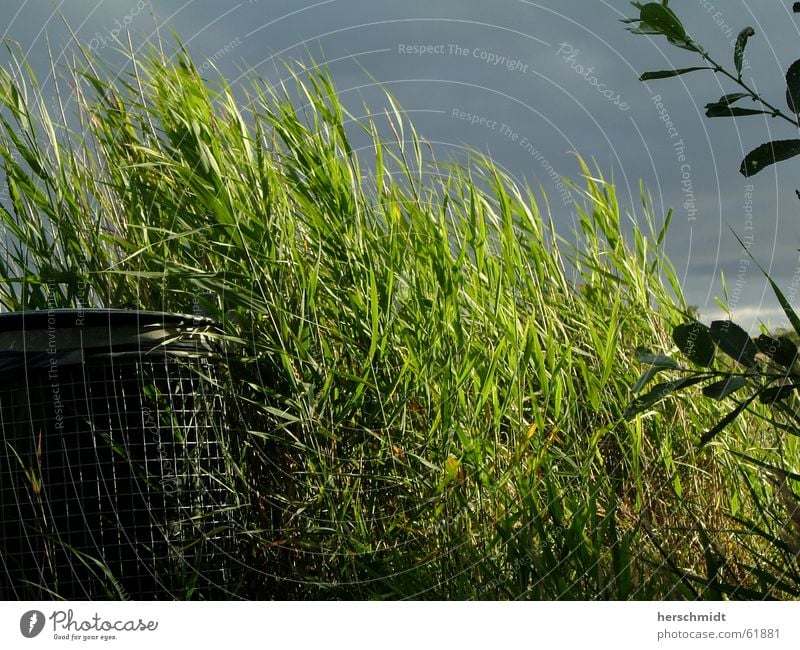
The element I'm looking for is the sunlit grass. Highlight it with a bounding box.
[0,37,797,599]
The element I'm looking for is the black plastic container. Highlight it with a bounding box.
[0,309,237,599]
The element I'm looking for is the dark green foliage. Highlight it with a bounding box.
[627,307,800,435]
[704,91,769,118]
[625,10,800,580]
[626,277,800,590]
[672,322,715,367]
[623,2,695,50]
[759,385,798,405]
[735,27,755,79]
[623,0,800,605]
[623,375,708,419]
[639,67,711,81]
[625,3,800,183]
[635,347,679,368]
[786,59,800,114]
[702,375,748,401]
[698,394,758,446]
[709,320,759,367]
[740,140,800,177]
[755,335,798,368]
[714,93,752,106]
[705,105,770,118]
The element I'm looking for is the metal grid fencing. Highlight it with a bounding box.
[0,310,239,600]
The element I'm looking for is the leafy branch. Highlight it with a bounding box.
[624,234,800,446]
[624,1,800,181]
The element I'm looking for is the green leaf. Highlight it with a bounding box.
[704,104,771,118]
[639,2,687,42]
[699,393,759,446]
[673,322,716,367]
[729,449,800,482]
[635,347,679,368]
[639,67,711,81]
[734,27,755,78]
[623,375,708,420]
[709,320,758,367]
[786,59,800,114]
[701,375,748,400]
[740,140,800,177]
[625,25,662,36]
[758,385,798,405]
[755,334,798,368]
[626,2,694,49]
[715,93,751,106]
[632,366,664,393]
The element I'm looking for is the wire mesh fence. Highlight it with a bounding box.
[0,310,240,599]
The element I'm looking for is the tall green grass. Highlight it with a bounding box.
[0,38,797,599]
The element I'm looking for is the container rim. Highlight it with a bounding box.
[0,308,219,333]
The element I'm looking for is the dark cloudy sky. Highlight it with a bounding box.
[4,0,800,329]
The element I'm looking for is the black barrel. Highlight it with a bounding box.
[0,309,237,599]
